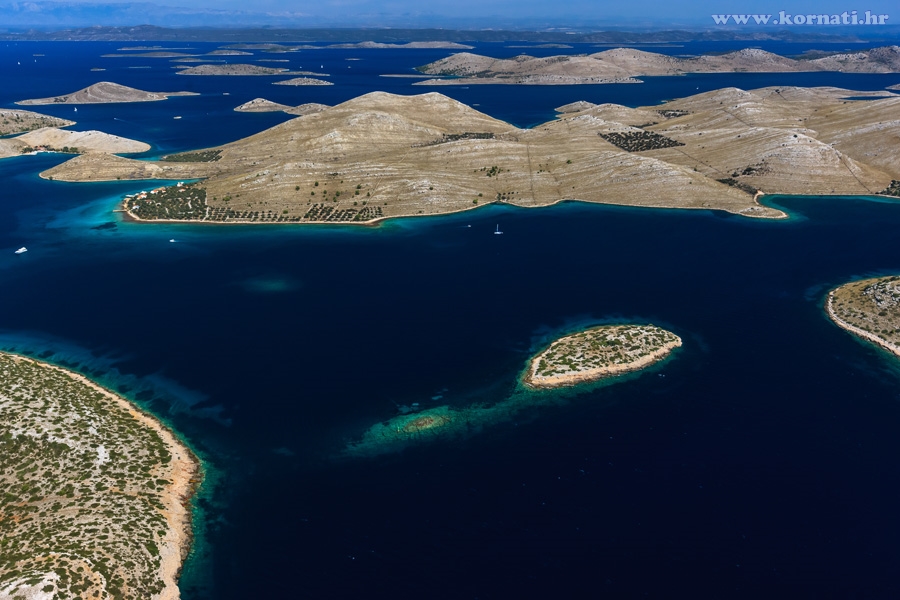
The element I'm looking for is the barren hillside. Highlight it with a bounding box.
[38,88,900,224]
[17,81,198,105]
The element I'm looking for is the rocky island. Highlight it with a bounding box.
[175,64,305,76]
[0,352,199,599]
[827,276,900,357]
[0,127,149,160]
[218,43,310,52]
[523,325,681,389]
[326,41,474,49]
[18,129,148,153]
[234,98,329,115]
[102,52,196,58]
[16,82,198,105]
[415,45,900,85]
[0,109,73,136]
[272,77,332,86]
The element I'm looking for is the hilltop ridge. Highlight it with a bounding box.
[416,45,900,84]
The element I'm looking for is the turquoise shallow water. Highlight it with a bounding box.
[4,41,900,598]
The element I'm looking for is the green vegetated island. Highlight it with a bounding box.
[827,276,900,357]
[345,324,680,457]
[0,353,200,599]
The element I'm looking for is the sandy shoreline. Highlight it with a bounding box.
[825,291,900,358]
[3,352,201,600]
[523,338,682,389]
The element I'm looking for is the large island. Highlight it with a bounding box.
[827,276,900,357]
[0,353,200,599]
[21,76,900,225]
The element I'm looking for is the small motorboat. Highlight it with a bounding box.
[14,247,27,254]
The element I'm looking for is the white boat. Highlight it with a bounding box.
[494,224,503,235]
[14,247,27,254]
[169,239,176,243]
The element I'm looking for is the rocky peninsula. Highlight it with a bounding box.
[415,45,900,85]
[17,82,198,105]
[0,352,199,599]
[827,276,900,357]
[523,325,681,389]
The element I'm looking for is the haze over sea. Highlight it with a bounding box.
[4,40,900,597]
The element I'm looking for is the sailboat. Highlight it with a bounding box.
[494,224,503,235]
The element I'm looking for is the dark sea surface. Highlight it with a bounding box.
[3,41,900,598]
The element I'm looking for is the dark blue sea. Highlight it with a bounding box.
[3,40,900,598]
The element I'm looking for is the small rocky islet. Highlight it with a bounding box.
[523,324,682,389]
[827,276,900,356]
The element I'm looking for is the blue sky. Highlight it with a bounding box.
[47,0,894,17]
[2,0,897,28]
